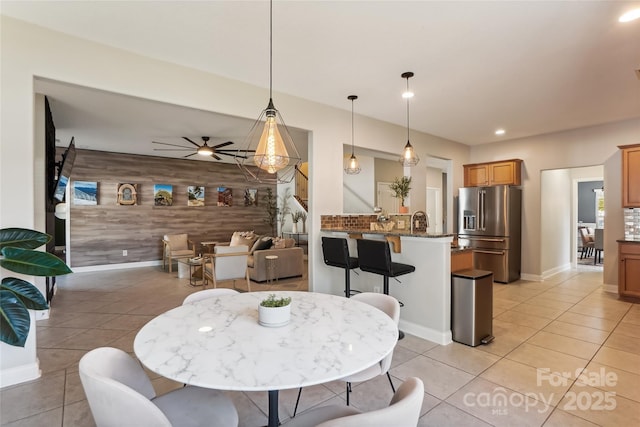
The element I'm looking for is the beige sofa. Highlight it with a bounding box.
[248,246,304,282]
[228,232,305,282]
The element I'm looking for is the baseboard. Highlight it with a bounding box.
[540,263,572,280]
[399,320,452,345]
[602,284,617,293]
[72,260,162,273]
[0,360,41,389]
[520,273,543,282]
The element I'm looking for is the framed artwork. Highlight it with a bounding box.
[154,184,173,206]
[217,186,232,207]
[244,188,258,206]
[188,186,205,207]
[117,183,137,205]
[73,181,97,205]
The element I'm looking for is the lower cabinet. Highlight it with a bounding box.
[618,241,640,298]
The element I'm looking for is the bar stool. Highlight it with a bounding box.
[322,237,360,297]
[356,238,415,338]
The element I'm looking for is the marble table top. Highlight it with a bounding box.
[133,291,398,392]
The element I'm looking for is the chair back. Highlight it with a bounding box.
[356,239,392,276]
[318,377,424,427]
[79,347,172,427]
[578,227,593,246]
[183,288,239,305]
[351,292,400,374]
[213,245,249,280]
[164,233,189,251]
[322,237,352,269]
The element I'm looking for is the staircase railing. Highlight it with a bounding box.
[294,165,308,211]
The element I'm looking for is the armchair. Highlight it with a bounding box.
[162,234,196,273]
[204,245,252,292]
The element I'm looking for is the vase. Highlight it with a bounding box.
[399,206,409,214]
[292,222,298,233]
[258,304,291,327]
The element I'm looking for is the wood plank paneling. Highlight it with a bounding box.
[68,150,274,267]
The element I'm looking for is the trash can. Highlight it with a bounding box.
[451,269,494,347]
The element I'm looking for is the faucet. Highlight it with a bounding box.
[410,211,428,234]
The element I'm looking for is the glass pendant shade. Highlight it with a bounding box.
[344,94,361,175]
[254,112,289,173]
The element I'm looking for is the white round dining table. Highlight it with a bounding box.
[134,291,398,427]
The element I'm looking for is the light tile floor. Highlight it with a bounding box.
[1,265,639,427]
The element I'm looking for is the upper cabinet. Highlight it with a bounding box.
[620,144,640,207]
[463,159,523,187]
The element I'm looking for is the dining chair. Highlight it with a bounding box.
[162,233,195,273]
[287,377,424,427]
[204,244,252,292]
[293,292,400,416]
[183,288,239,305]
[79,347,238,427]
[578,227,594,259]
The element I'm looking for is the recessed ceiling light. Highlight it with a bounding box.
[619,8,640,22]
[495,129,506,136]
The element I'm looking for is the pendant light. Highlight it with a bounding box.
[236,0,301,184]
[344,95,361,175]
[400,71,419,167]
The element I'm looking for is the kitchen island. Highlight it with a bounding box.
[320,227,457,345]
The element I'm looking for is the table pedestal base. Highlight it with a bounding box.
[268,390,280,427]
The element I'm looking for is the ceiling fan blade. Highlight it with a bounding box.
[153,148,194,151]
[212,154,222,161]
[224,153,249,159]
[153,141,194,149]
[182,137,201,148]
[216,149,256,153]
[183,153,197,158]
[212,141,234,149]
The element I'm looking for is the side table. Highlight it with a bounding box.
[178,258,205,287]
[265,255,278,284]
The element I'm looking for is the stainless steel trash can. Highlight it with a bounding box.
[451,269,494,347]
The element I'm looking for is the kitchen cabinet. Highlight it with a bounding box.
[618,240,640,298]
[463,159,522,187]
[620,144,640,207]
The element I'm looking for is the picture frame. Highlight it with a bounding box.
[117,183,138,205]
[217,186,232,207]
[154,184,173,206]
[244,188,258,206]
[188,186,205,207]
[73,181,98,205]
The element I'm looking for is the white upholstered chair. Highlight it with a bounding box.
[183,288,239,305]
[204,244,251,292]
[162,234,195,273]
[286,377,424,427]
[79,347,238,427]
[293,292,400,416]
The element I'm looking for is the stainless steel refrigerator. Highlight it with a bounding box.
[457,186,522,283]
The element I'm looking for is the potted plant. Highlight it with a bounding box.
[389,176,412,213]
[262,188,278,237]
[0,228,72,347]
[291,211,303,233]
[258,293,292,327]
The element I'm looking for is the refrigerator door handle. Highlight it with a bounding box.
[466,237,506,243]
[475,249,506,255]
[480,190,485,231]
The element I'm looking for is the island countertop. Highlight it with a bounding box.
[320,227,455,239]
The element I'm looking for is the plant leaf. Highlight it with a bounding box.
[1,278,48,310]
[0,228,50,250]
[0,290,30,347]
[0,248,72,276]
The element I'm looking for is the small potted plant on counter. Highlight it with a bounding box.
[390,176,412,213]
[258,294,292,327]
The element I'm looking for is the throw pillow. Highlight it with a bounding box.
[231,231,257,247]
[272,237,285,249]
[251,236,273,253]
[284,238,296,248]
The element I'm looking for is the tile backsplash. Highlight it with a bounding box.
[623,208,640,240]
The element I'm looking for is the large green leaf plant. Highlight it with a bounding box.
[0,228,72,347]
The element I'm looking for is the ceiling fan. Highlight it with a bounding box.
[152,136,254,160]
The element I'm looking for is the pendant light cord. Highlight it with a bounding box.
[406,77,410,142]
[269,0,273,100]
[351,98,355,155]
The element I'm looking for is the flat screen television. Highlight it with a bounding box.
[52,137,77,202]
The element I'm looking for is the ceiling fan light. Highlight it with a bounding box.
[197,146,214,156]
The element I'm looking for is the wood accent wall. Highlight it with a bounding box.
[69,149,274,267]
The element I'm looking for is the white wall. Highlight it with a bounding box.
[540,169,572,276]
[343,154,375,213]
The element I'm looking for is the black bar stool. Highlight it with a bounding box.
[356,238,415,338]
[322,237,360,297]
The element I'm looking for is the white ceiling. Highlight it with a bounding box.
[3,0,640,157]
